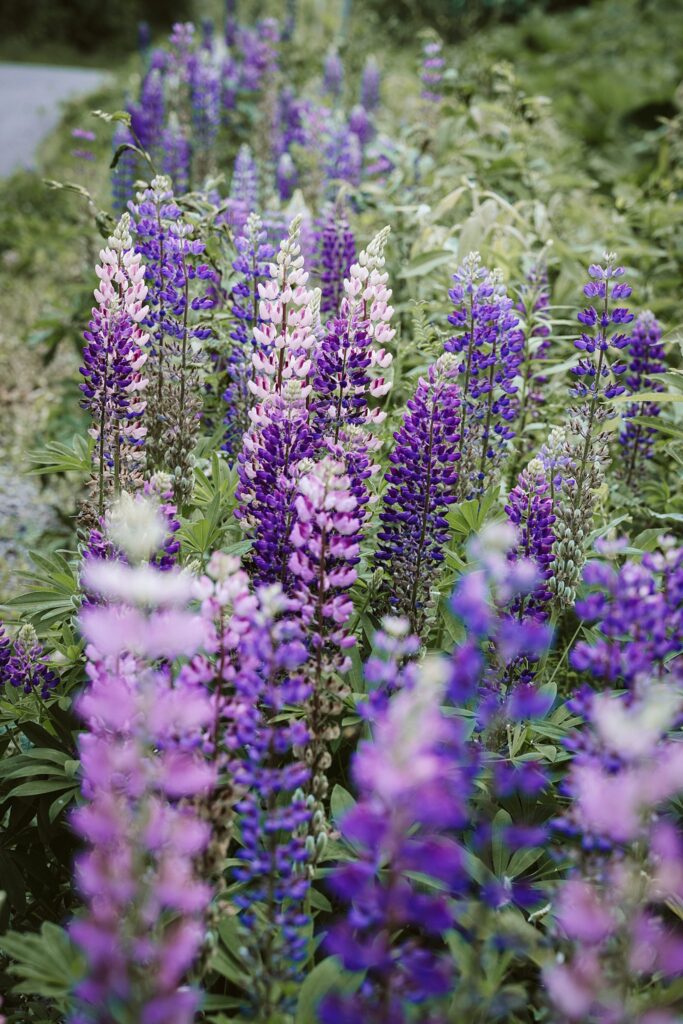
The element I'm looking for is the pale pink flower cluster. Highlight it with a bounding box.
[250,214,317,403]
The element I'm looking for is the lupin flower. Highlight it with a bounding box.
[70,501,215,1024]
[238,18,279,94]
[548,681,683,1022]
[321,658,474,1023]
[619,310,666,485]
[288,457,361,830]
[314,201,356,317]
[445,252,523,499]
[360,55,381,112]
[249,214,316,404]
[80,213,149,516]
[449,523,554,728]
[229,584,312,1019]
[571,254,633,404]
[276,151,298,201]
[363,615,420,718]
[132,176,216,503]
[323,47,344,99]
[188,53,221,179]
[510,263,551,461]
[227,144,259,234]
[222,212,274,456]
[570,542,683,689]
[505,457,556,621]
[161,114,191,195]
[323,124,362,191]
[132,67,165,155]
[236,395,315,585]
[2,624,58,699]
[111,124,138,214]
[375,353,461,634]
[421,38,445,103]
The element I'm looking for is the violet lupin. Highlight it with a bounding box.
[570,542,683,689]
[111,124,138,214]
[374,353,461,634]
[314,200,356,317]
[70,498,215,1024]
[222,212,274,457]
[230,583,312,1020]
[323,48,344,100]
[421,37,445,104]
[510,262,551,469]
[504,458,556,622]
[227,144,259,234]
[132,176,215,503]
[188,52,220,180]
[570,253,633,504]
[2,624,58,699]
[288,457,361,845]
[80,213,149,517]
[236,393,315,585]
[445,252,523,500]
[321,658,473,1023]
[360,55,381,112]
[619,310,666,486]
[161,114,191,195]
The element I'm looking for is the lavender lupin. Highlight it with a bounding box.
[314,201,356,317]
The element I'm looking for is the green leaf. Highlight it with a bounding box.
[399,249,454,279]
[296,957,362,1024]
[26,434,93,475]
[0,921,84,1003]
[330,784,356,826]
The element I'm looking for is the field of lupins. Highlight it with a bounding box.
[0,1,682,1021]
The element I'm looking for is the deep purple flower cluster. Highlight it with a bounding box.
[619,310,666,481]
[570,542,683,688]
[314,202,356,317]
[571,255,633,401]
[0,624,58,699]
[236,399,315,585]
[445,253,523,498]
[375,354,461,632]
[230,585,312,1016]
[504,459,556,621]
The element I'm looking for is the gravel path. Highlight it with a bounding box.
[0,62,109,176]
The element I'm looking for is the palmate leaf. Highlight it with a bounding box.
[6,550,79,630]
[26,434,93,476]
[0,921,84,1004]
